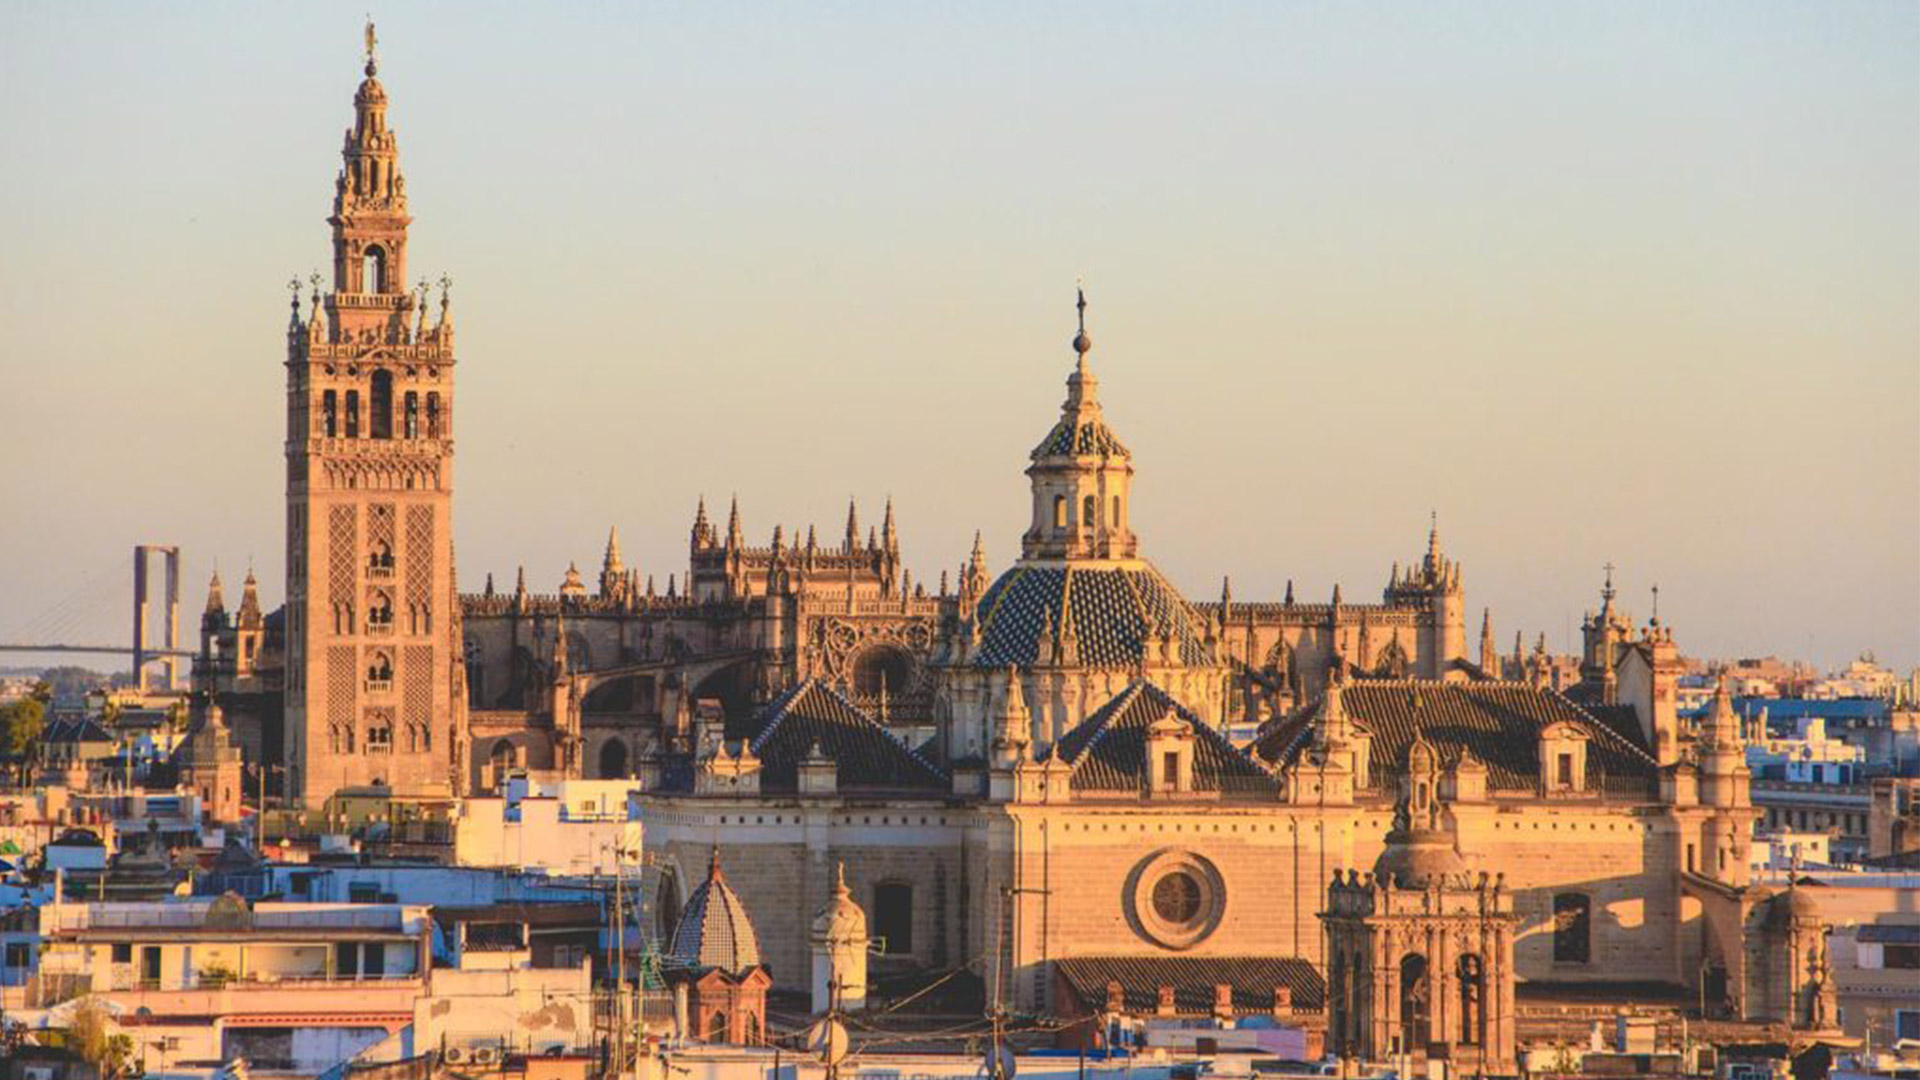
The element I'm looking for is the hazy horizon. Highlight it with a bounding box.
[2,3,1916,674]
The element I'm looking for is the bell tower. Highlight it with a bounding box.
[284,24,466,805]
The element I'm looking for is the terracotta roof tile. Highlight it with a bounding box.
[1250,680,1659,795]
[1056,681,1277,797]
[750,681,949,796]
[1054,955,1325,1014]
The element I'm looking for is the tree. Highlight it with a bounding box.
[64,998,134,1079]
[1,698,45,784]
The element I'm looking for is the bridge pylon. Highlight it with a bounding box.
[133,545,181,692]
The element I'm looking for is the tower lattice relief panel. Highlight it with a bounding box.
[405,504,433,606]
[328,505,357,619]
[403,644,432,732]
[327,644,356,727]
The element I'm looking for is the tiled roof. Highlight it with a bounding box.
[1055,681,1277,797]
[666,853,763,976]
[972,564,1215,669]
[749,681,949,796]
[1250,680,1659,794]
[1032,412,1130,459]
[44,718,113,744]
[1053,955,1325,1014]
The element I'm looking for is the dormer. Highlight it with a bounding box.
[1448,749,1488,803]
[1146,709,1196,797]
[1539,720,1590,796]
[798,743,837,797]
[696,741,761,797]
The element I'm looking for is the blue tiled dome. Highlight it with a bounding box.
[971,563,1215,669]
[667,850,764,976]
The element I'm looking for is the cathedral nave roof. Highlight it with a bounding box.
[1250,680,1660,795]
[747,680,949,796]
[1054,680,1277,797]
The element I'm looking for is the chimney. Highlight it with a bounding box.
[1156,985,1176,1016]
[1213,983,1234,1022]
[1272,986,1292,1017]
[1105,980,1125,1015]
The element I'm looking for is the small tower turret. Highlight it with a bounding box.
[810,863,870,1014]
[1021,287,1137,562]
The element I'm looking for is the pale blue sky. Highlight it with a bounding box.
[1,2,1915,672]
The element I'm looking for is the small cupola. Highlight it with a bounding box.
[1145,707,1196,796]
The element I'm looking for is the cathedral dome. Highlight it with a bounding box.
[1372,825,1470,889]
[668,850,764,976]
[971,563,1215,669]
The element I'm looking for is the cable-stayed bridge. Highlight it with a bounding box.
[1,546,196,690]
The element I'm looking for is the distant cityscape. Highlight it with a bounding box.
[1,19,1915,1080]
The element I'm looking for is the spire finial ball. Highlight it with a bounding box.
[1072,284,1092,356]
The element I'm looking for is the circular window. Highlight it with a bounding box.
[1128,850,1225,950]
[1152,872,1203,924]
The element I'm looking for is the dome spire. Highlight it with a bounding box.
[1064,280,1099,413]
[364,17,379,77]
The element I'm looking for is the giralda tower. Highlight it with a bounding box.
[284,26,466,803]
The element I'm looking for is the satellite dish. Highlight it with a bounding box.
[806,1018,849,1066]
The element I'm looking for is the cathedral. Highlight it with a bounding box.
[187,31,1840,1069]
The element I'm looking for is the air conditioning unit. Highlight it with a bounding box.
[442,1048,463,1064]
[473,1047,498,1065]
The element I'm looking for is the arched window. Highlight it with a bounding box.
[1052,495,1067,529]
[873,881,914,955]
[1111,495,1121,526]
[598,739,629,780]
[1398,953,1430,1052]
[362,245,386,294]
[464,640,485,705]
[366,653,392,688]
[656,869,682,942]
[369,540,394,575]
[344,390,360,438]
[488,739,516,791]
[322,390,338,438]
[1553,893,1591,963]
[852,648,911,701]
[706,1010,729,1043]
[1457,954,1484,1045]
[426,393,441,438]
[743,1011,761,1045]
[1082,495,1096,531]
[403,392,418,438]
[370,371,393,439]
[367,593,393,628]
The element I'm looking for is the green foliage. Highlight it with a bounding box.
[35,666,103,701]
[65,998,135,1078]
[2,697,46,778]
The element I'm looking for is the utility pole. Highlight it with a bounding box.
[611,845,627,1080]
